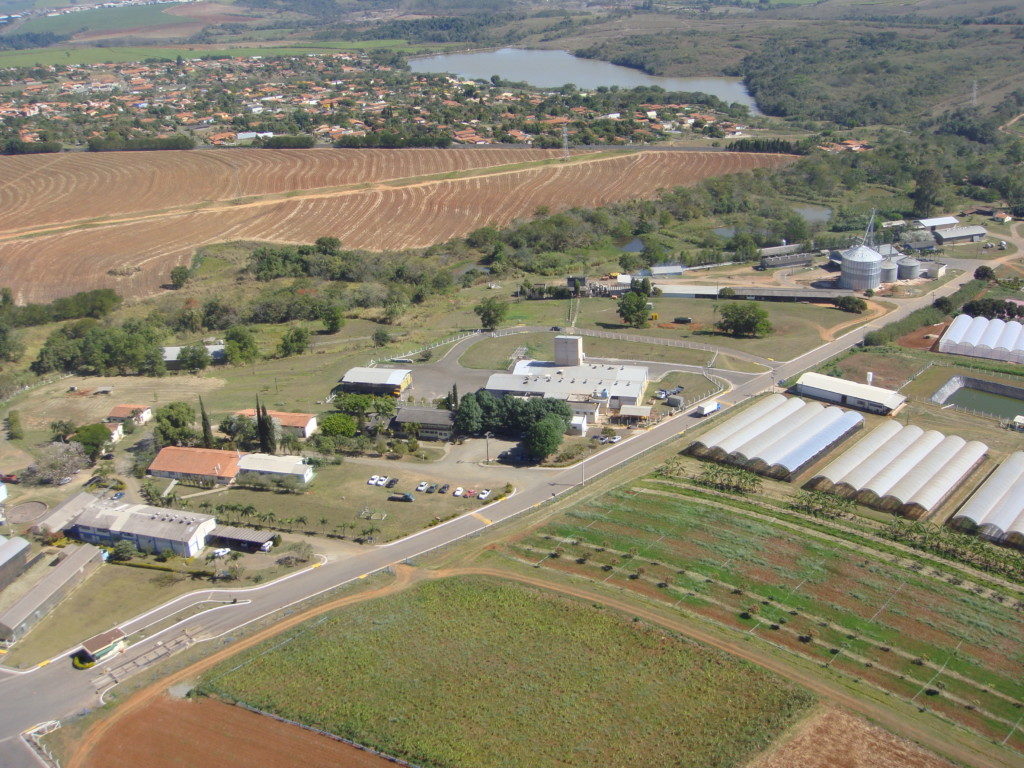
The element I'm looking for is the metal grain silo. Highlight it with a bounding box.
[879,259,898,283]
[897,257,921,280]
[839,245,883,291]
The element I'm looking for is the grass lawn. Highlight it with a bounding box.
[198,576,815,768]
[11,3,184,35]
[511,476,1024,749]
[215,462,485,542]
[645,371,722,413]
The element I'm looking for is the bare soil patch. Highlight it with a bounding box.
[78,694,400,768]
[7,500,47,525]
[747,706,955,768]
[897,322,947,351]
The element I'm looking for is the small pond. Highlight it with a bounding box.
[931,375,1024,420]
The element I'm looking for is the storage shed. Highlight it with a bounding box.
[792,372,906,415]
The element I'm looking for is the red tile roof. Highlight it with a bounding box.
[234,409,315,429]
[149,447,241,479]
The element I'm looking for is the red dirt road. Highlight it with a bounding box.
[81,695,398,768]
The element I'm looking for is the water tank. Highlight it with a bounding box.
[879,259,899,283]
[897,257,921,280]
[840,244,883,291]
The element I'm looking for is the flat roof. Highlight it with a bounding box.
[489,360,648,400]
[394,406,454,427]
[237,453,311,476]
[0,536,29,569]
[654,285,853,299]
[81,627,126,655]
[341,367,411,386]
[162,344,225,363]
[0,544,101,631]
[917,216,959,227]
[795,372,906,409]
[210,525,276,544]
[67,493,215,543]
[619,404,653,417]
[149,446,242,479]
[936,226,988,239]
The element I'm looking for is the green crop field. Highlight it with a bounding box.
[505,468,1024,753]
[198,576,815,768]
[10,3,184,36]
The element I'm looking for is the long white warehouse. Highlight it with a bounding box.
[937,314,1024,363]
[688,395,864,480]
[810,422,988,516]
[950,452,1024,547]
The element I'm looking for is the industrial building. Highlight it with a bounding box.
[935,226,987,245]
[51,492,216,557]
[485,336,648,412]
[0,535,30,591]
[391,406,455,441]
[838,244,883,291]
[950,452,1024,547]
[339,367,412,396]
[237,454,315,484]
[792,372,906,415]
[0,544,103,642]
[809,422,988,517]
[937,315,1024,363]
[687,394,864,480]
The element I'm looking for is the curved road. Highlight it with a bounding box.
[0,257,999,767]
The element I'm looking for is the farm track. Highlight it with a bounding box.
[0,150,793,302]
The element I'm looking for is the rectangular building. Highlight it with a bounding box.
[392,406,455,441]
[0,544,103,642]
[162,344,227,368]
[793,372,906,415]
[236,454,315,484]
[935,226,987,245]
[148,446,242,485]
[106,404,153,424]
[234,409,318,439]
[339,367,412,396]
[60,493,216,557]
[0,535,30,591]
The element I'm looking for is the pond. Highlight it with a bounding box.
[944,387,1024,420]
[410,48,759,112]
[793,203,832,225]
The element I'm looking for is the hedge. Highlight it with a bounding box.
[863,279,984,346]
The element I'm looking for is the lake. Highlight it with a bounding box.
[946,387,1024,420]
[410,48,759,112]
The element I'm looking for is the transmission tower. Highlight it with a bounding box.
[561,124,570,161]
[971,80,978,108]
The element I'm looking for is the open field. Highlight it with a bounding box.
[749,706,955,768]
[504,470,1024,754]
[197,576,815,768]
[74,694,399,768]
[0,150,794,302]
[10,3,186,36]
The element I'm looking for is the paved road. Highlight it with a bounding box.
[0,262,984,768]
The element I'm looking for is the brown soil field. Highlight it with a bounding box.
[0,150,792,302]
[747,707,955,768]
[898,321,947,351]
[79,694,401,768]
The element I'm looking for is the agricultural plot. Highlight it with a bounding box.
[506,477,1024,755]
[197,576,815,768]
[0,151,793,302]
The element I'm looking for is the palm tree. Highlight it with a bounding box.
[319,516,329,532]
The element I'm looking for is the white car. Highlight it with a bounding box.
[609,435,622,443]
[376,475,389,486]
[453,487,465,497]
[416,481,429,492]
[367,475,380,485]
[478,489,492,501]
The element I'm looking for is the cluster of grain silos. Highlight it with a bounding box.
[840,244,923,291]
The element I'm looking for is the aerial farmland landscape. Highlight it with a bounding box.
[0,0,1023,767]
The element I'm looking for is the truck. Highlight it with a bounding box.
[696,401,721,416]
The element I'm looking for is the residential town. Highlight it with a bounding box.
[0,51,756,148]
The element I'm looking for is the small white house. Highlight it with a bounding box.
[104,422,124,444]
[237,454,315,484]
[106,404,153,425]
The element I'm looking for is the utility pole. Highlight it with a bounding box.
[484,431,493,464]
[971,80,978,108]
[561,123,569,161]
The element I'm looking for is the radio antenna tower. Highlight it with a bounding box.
[971,80,978,108]
[561,123,570,161]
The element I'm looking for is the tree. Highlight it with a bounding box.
[473,297,509,330]
[153,401,197,447]
[24,442,89,485]
[256,399,277,454]
[974,265,996,281]
[718,287,736,298]
[224,325,259,365]
[716,302,773,337]
[0,324,24,362]
[454,393,483,436]
[932,296,953,314]
[109,540,139,562]
[833,296,867,313]
[50,419,76,442]
[6,410,23,440]
[219,414,256,448]
[617,290,650,328]
[72,423,112,462]
[523,413,565,461]
[319,412,357,437]
[277,326,310,357]
[169,266,190,289]
[321,304,345,334]
[910,167,945,217]
[372,328,392,347]
[199,397,214,449]
[177,343,210,372]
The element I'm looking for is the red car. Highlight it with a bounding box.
[1,474,19,484]
[465,489,478,497]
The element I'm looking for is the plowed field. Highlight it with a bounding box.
[0,149,793,301]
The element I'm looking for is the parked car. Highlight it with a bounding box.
[386,477,399,488]
[598,436,609,443]
[478,489,492,501]
[368,475,380,485]
[438,484,450,494]
[393,493,415,502]
[453,487,464,497]
[466,489,478,497]
[426,484,438,493]
[416,481,429,492]
[111,491,125,501]
[609,435,622,443]
[375,476,389,486]
[1,474,19,484]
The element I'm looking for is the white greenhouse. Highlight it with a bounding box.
[937,314,1024,363]
[688,395,863,480]
[950,452,1024,547]
[810,422,988,516]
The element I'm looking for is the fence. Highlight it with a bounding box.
[368,330,479,367]
[23,720,62,768]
